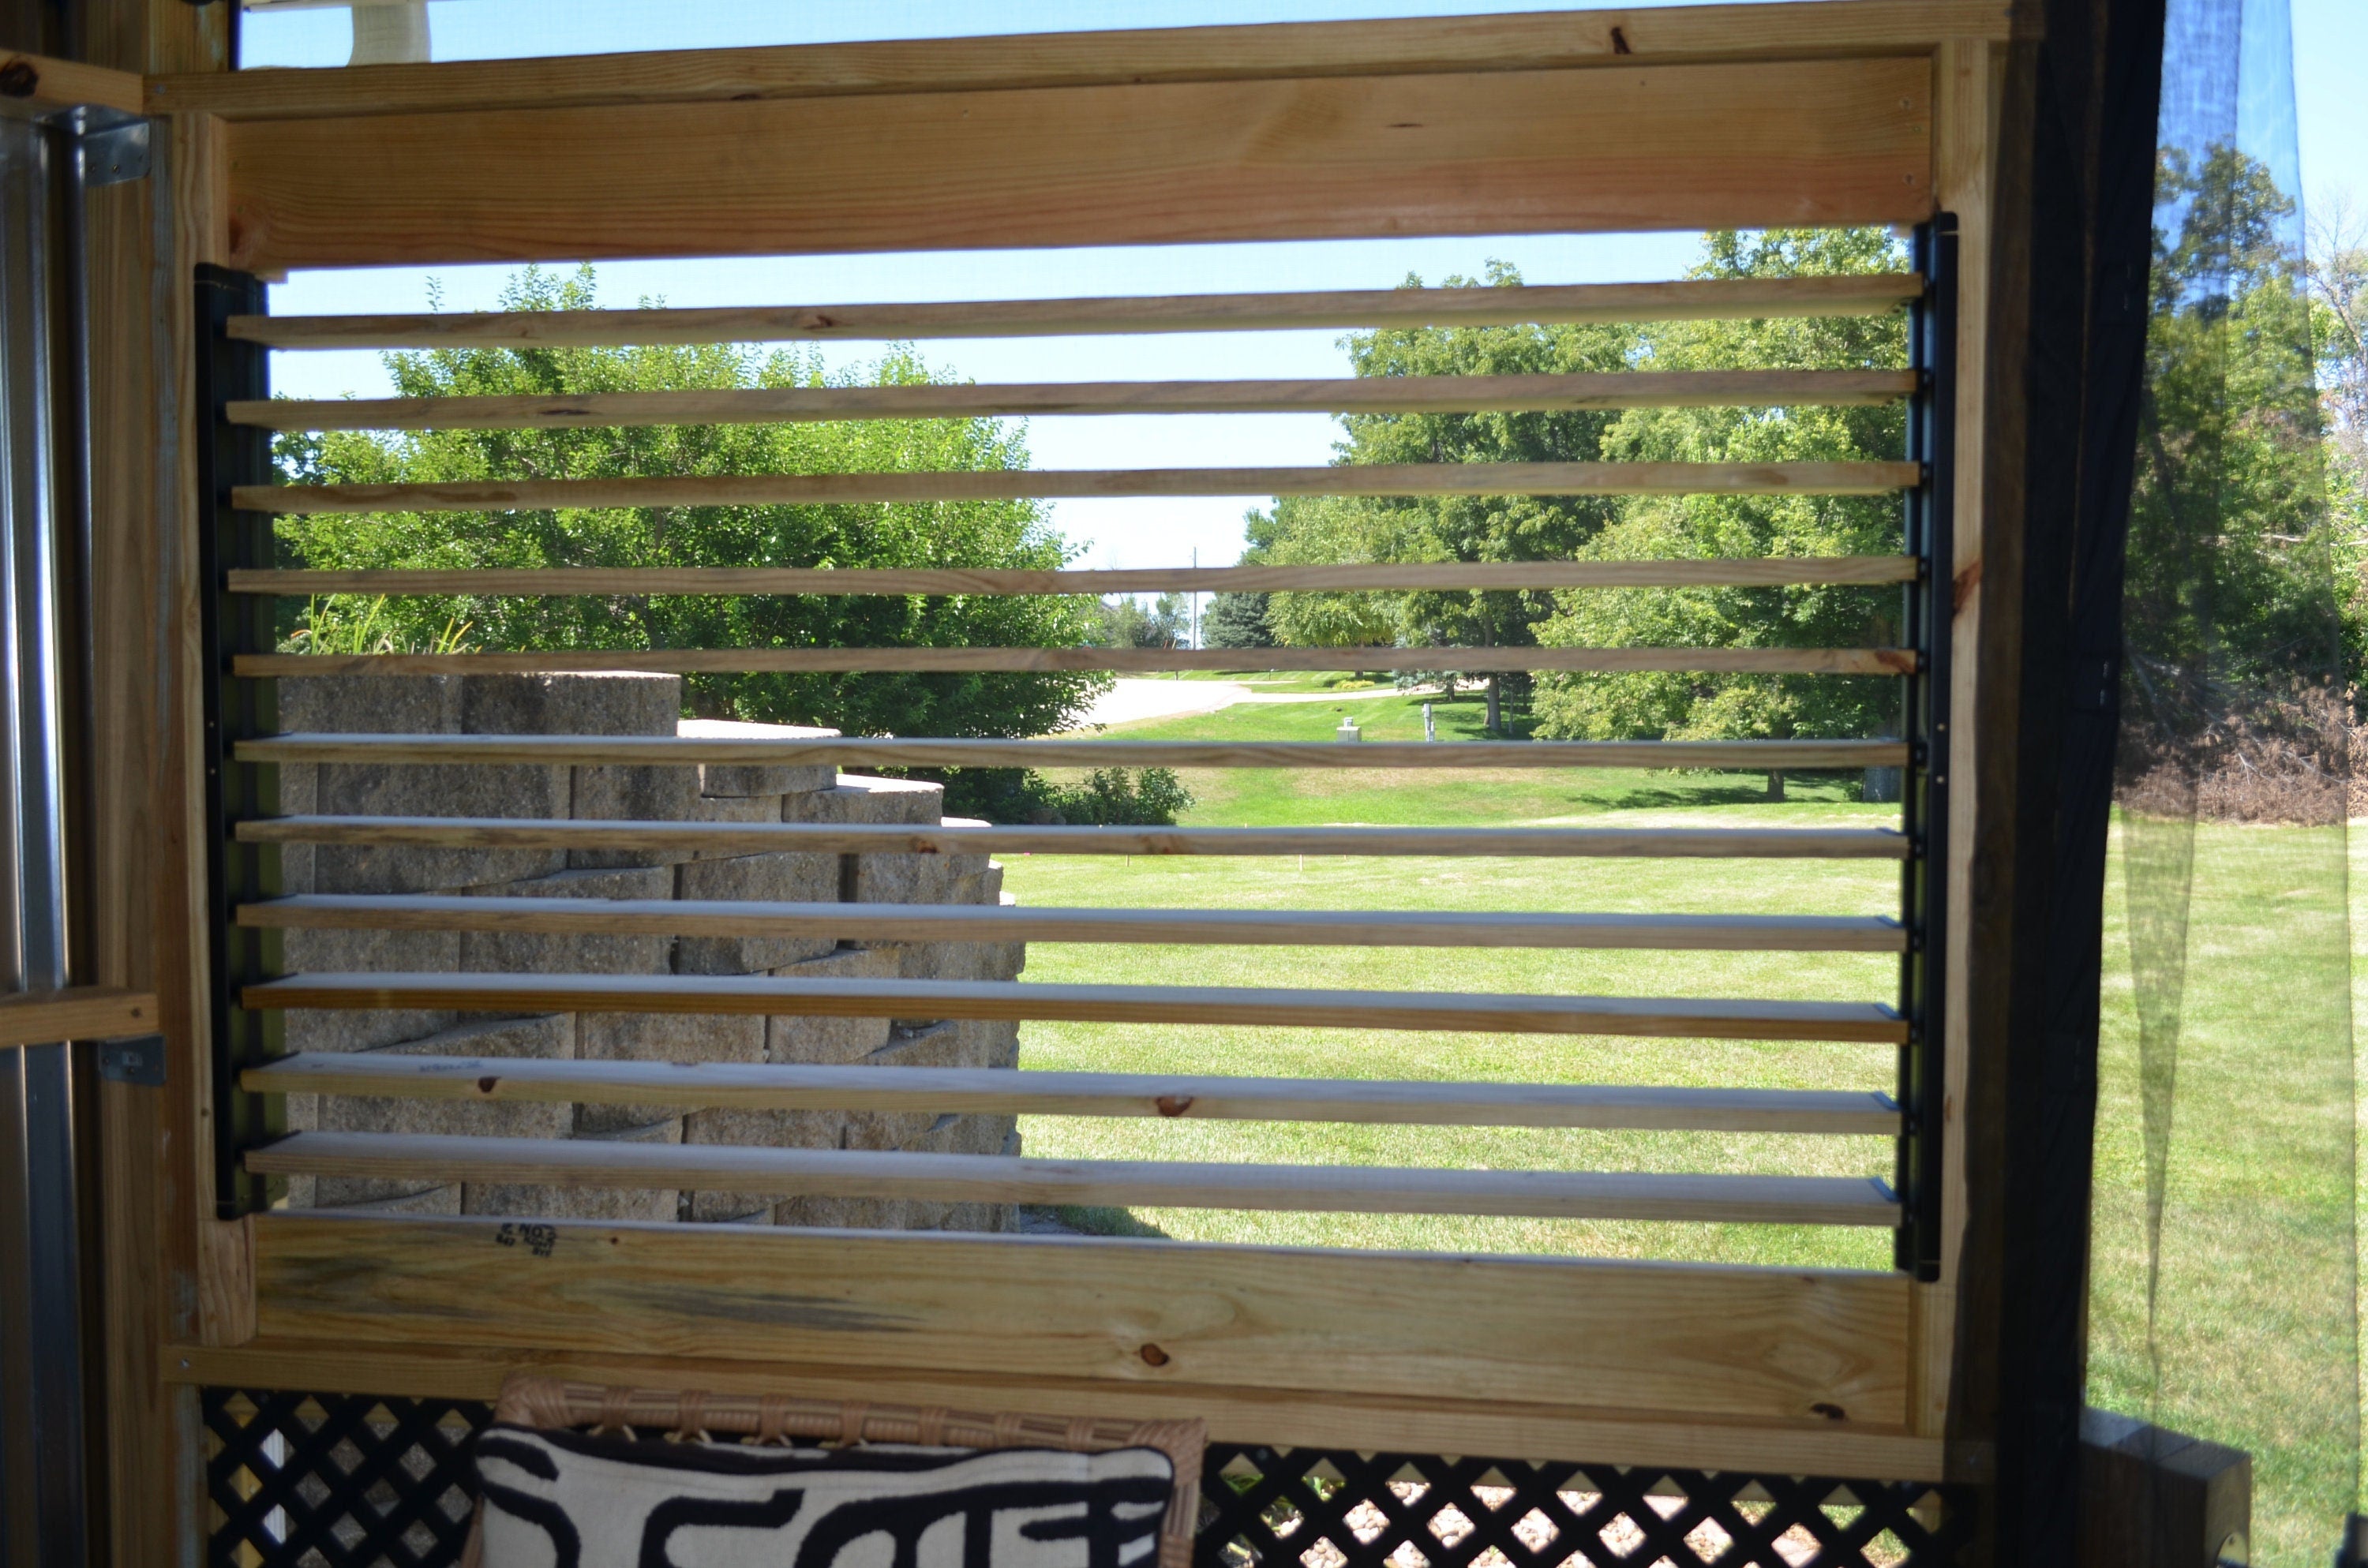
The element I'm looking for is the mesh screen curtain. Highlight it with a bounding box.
[2089,0,2362,1561]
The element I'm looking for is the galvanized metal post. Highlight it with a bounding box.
[0,110,84,1568]
[0,95,155,1568]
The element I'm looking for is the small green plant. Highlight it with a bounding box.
[285,596,474,657]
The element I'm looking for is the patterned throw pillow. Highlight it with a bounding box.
[475,1424,1178,1568]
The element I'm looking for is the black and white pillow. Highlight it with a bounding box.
[474,1424,1178,1568]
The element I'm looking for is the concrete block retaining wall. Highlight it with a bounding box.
[272,672,1024,1233]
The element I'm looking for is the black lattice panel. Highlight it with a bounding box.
[1196,1446,1968,1568]
[201,1390,490,1568]
[200,1390,1966,1568]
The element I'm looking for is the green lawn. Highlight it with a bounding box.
[1000,697,2363,1559]
[1051,687,1863,825]
[1006,696,1896,1266]
[2085,818,2359,1565]
[1161,669,1402,694]
[1098,685,1534,741]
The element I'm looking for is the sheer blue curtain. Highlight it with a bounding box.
[2090,0,2361,1561]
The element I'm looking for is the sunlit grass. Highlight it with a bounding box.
[1046,687,1868,827]
[2086,818,2359,1566]
[1006,692,1902,1267]
[1009,693,2366,1555]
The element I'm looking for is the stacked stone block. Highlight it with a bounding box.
[273,672,1025,1232]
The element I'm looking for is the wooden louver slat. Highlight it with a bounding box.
[229,279,1925,350]
[243,971,1908,1043]
[238,895,1910,953]
[234,462,1921,515]
[234,646,1918,679]
[234,816,1913,860]
[241,1053,1902,1134]
[229,370,1918,432]
[227,556,1920,597]
[242,1131,1902,1226]
[235,735,1911,770]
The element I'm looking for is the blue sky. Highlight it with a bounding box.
[254,0,2365,575]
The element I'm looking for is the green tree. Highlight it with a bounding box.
[1250,261,1636,731]
[2120,146,2336,749]
[1242,496,1402,649]
[1529,226,1911,766]
[2306,201,2366,687]
[1094,593,1188,649]
[1201,589,1276,649]
[275,266,1107,743]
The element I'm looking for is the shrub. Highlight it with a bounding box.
[935,765,1194,825]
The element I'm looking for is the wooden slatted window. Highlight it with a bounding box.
[157,0,2004,1497]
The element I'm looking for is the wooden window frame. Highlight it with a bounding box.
[66,5,2016,1554]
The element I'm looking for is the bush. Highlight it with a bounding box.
[1052,767,1195,825]
[934,765,1194,825]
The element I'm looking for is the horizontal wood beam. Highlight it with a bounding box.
[242,1053,1902,1134]
[163,1337,1947,1479]
[234,735,1913,770]
[227,557,1921,597]
[230,278,1924,351]
[214,60,1933,271]
[238,894,1911,952]
[242,971,1907,1042]
[0,51,146,118]
[155,2,2011,122]
[234,462,1922,515]
[235,816,1913,861]
[234,646,1918,679]
[228,371,1919,431]
[0,986,160,1047]
[243,1131,1900,1226]
[238,1213,1915,1424]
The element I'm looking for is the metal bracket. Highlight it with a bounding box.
[96,1033,166,1086]
[73,117,148,187]
[1894,214,1958,1282]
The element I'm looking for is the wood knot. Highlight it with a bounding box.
[1810,1402,1847,1421]
[1952,558,1984,613]
[1609,26,1632,54]
[1153,1095,1194,1118]
[1138,1344,1170,1367]
[0,60,39,98]
[476,1076,500,1094]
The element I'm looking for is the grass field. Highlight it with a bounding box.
[1000,679,2365,1559]
[2085,818,2359,1564]
[1050,685,1857,825]
[1006,682,1898,1266]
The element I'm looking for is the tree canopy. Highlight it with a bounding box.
[275,266,1107,742]
[2121,148,2340,738]
[1094,593,1189,649]
[1246,232,1910,742]
[1531,227,1909,743]
[1201,589,1276,650]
